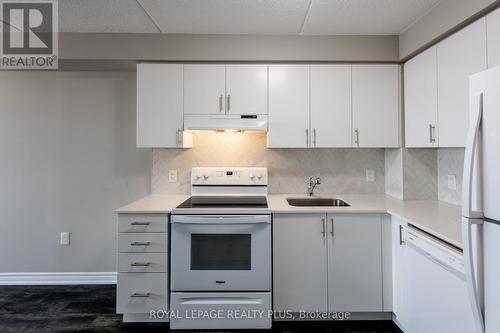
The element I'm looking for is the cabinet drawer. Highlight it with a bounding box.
[117,273,168,314]
[118,214,168,233]
[118,233,167,253]
[118,253,167,273]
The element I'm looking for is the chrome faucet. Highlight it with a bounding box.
[307,176,321,196]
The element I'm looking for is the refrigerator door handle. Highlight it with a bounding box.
[462,92,484,219]
[462,218,485,333]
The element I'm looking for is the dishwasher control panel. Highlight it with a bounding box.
[405,227,465,276]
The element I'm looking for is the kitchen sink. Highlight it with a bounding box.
[286,197,350,207]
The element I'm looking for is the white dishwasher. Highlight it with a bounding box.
[398,226,475,333]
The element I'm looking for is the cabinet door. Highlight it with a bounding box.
[273,214,328,312]
[184,64,226,115]
[226,64,268,115]
[327,214,382,312]
[352,65,400,148]
[391,218,407,329]
[268,65,310,148]
[310,65,352,147]
[487,7,500,68]
[404,47,438,147]
[437,18,487,147]
[137,63,188,148]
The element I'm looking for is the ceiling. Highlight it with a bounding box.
[59,0,442,35]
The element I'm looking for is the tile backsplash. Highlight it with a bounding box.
[152,132,385,195]
[437,148,465,205]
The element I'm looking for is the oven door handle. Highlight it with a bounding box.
[171,215,270,224]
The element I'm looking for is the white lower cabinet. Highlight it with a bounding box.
[117,273,168,314]
[391,217,407,327]
[273,213,383,314]
[273,214,328,312]
[328,214,382,311]
[117,213,169,320]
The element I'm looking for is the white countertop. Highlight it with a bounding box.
[115,194,188,213]
[116,193,462,248]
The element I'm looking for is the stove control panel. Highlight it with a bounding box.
[191,167,268,186]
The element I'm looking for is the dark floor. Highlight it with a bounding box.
[0,285,401,333]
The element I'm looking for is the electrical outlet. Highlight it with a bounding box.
[448,174,457,190]
[168,169,178,183]
[60,232,70,245]
[366,169,375,182]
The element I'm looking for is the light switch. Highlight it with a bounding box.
[168,169,178,183]
[448,174,457,190]
[60,232,70,245]
[366,169,375,182]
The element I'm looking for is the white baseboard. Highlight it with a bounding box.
[0,272,117,285]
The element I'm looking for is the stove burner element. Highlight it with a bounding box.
[177,196,268,209]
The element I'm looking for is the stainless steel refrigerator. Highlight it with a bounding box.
[463,65,500,333]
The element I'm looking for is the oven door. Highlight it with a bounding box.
[170,215,271,291]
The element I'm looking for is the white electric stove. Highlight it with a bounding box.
[170,167,272,330]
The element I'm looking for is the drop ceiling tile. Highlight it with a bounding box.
[138,0,311,34]
[59,0,159,33]
[301,0,441,35]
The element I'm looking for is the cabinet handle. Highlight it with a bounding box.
[399,225,405,245]
[130,262,150,267]
[313,128,317,147]
[226,94,231,113]
[321,218,326,237]
[131,222,150,226]
[176,128,182,147]
[354,129,360,145]
[330,218,334,237]
[219,94,223,113]
[130,292,150,298]
[130,242,150,246]
[306,128,309,147]
[429,124,436,143]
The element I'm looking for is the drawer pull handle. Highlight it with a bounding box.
[131,222,151,226]
[130,292,150,298]
[130,242,150,246]
[130,262,150,267]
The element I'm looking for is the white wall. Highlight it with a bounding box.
[0,71,151,273]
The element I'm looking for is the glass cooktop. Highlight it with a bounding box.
[176,196,268,209]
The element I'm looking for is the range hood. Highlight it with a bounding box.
[184,114,268,131]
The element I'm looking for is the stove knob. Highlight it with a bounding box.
[195,174,202,180]
[249,173,255,180]
[257,174,263,180]
[203,174,209,180]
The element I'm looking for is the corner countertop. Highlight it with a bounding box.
[115,193,462,248]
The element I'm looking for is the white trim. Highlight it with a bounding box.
[0,272,117,285]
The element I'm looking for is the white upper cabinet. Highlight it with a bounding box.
[268,65,310,148]
[404,47,438,147]
[352,65,400,148]
[310,65,352,147]
[137,63,191,148]
[184,64,226,115]
[437,18,487,147]
[327,214,383,312]
[487,7,500,68]
[225,65,268,115]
